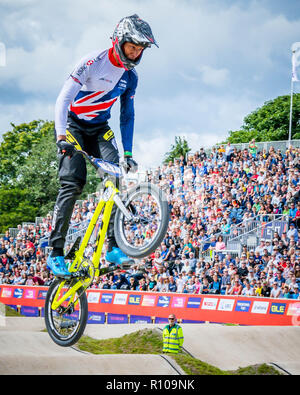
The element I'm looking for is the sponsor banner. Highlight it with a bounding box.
[37,290,47,300]
[181,319,205,323]
[107,313,128,324]
[171,296,186,308]
[154,317,169,324]
[287,302,300,316]
[128,294,142,305]
[142,295,156,307]
[87,311,105,324]
[13,288,24,299]
[100,293,114,304]
[251,301,269,314]
[235,300,251,313]
[269,303,286,315]
[1,287,13,298]
[0,285,299,326]
[113,293,128,305]
[64,311,79,321]
[24,288,37,299]
[129,315,152,324]
[202,298,218,310]
[157,296,171,307]
[20,306,39,317]
[187,297,201,308]
[218,299,235,312]
[87,292,101,304]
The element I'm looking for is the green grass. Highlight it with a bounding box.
[78,329,163,355]
[77,329,282,375]
[1,304,24,317]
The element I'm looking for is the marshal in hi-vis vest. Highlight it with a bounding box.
[162,324,184,354]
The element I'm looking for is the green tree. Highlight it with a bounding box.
[164,136,191,164]
[0,119,102,232]
[226,94,300,143]
[16,129,60,216]
[0,187,38,233]
[0,120,53,184]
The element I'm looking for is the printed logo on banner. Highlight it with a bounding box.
[157,296,171,307]
[13,288,23,299]
[202,298,218,310]
[24,289,36,299]
[130,315,152,324]
[107,314,128,324]
[87,312,105,324]
[251,301,269,314]
[270,303,286,315]
[20,306,39,317]
[187,297,201,308]
[87,292,100,304]
[218,299,235,312]
[142,295,156,307]
[113,293,128,305]
[235,300,251,312]
[128,295,142,305]
[37,290,47,300]
[171,296,186,308]
[287,303,300,316]
[1,288,12,298]
[100,293,113,304]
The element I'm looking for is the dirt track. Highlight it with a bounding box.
[0,317,299,375]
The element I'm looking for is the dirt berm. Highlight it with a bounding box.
[0,317,299,375]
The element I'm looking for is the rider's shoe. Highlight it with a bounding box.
[47,255,71,277]
[105,247,134,270]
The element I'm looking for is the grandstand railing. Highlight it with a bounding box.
[214,139,300,152]
[200,249,240,262]
[186,139,300,160]
[226,217,289,252]
[198,214,289,260]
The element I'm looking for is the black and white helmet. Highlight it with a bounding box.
[112,14,158,70]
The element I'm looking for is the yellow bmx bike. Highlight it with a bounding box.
[44,144,169,347]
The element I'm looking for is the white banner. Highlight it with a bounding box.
[291,42,300,82]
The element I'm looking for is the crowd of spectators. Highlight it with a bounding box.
[1,141,300,300]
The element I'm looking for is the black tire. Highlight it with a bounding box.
[114,182,170,258]
[44,278,88,347]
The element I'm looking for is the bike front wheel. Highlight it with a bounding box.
[114,182,170,259]
[44,278,88,347]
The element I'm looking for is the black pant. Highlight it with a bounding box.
[49,115,119,251]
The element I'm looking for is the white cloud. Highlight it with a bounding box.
[0,0,300,170]
[198,65,230,87]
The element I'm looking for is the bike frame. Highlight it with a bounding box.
[51,180,117,310]
[51,131,133,311]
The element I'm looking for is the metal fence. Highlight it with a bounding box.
[214,139,300,153]
[186,139,300,159]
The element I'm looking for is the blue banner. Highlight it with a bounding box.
[154,316,169,324]
[20,306,39,317]
[129,315,152,324]
[87,311,105,324]
[107,313,128,324]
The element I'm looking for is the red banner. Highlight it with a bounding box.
[1,285,300,326]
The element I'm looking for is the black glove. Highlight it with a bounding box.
[56,140,76,156]
[124,154,138,173]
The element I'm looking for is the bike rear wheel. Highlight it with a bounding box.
[114,182,170,258]
[44,278,88,347]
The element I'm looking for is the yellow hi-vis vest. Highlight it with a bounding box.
[162,324,184,354]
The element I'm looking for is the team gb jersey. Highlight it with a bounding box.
[55,48,138,153]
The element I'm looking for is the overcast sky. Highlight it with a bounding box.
[0,0,299,168]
